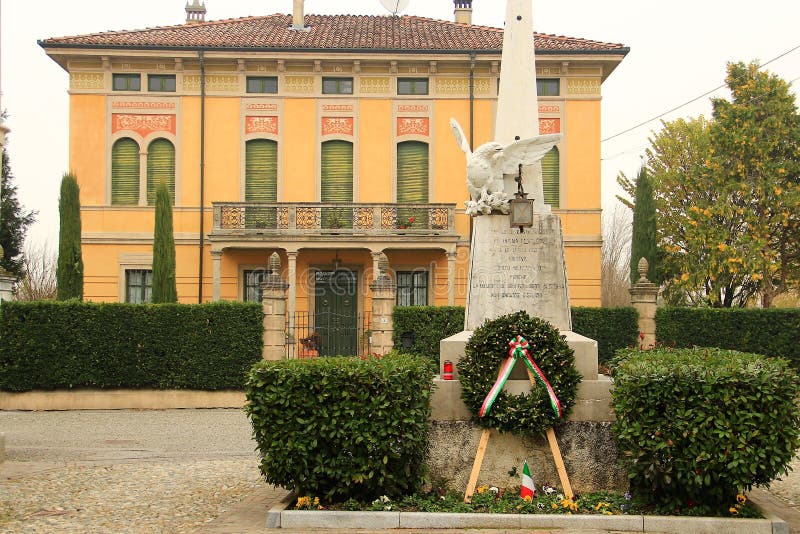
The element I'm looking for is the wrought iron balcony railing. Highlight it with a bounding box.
[211,202,457,236]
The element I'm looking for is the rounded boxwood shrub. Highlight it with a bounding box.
[612,347,800,511]
[458,311,581,435]
[245,354,434,502]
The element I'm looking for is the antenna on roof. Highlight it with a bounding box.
[379,0,410,16]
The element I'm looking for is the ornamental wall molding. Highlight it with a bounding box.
[112,114,176,137]
[70,72,104,90]
[567,78,601,95]
[321,117,354,136]
[360,77,391,94]
[245,116,279,135]
[397,117,430,137]
[284,76,316,94]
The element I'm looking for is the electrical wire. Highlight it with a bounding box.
[601,44,800,143]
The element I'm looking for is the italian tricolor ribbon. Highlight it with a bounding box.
[478,335,563,419]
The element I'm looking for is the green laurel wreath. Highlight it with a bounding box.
[457,311,582,436]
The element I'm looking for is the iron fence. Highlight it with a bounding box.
[287,311,372,359]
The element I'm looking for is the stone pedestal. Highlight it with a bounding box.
[369,254,396,355]
[261,253,289,360]
[465,214,572,332]
[0,271,14,302]
[628,258,658,349]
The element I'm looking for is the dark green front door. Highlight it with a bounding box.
[314,270,358,356]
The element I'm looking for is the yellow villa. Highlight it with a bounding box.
[40,1,627,354]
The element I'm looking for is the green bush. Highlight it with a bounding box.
[571,307,639,365]
[393,306,465,362]
[246,354,434,501]
[0,301,263,391]
[393,305,637,367]
[656,307,800,367]
[612,347,800,511]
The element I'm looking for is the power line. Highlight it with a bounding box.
[601,43,800,143]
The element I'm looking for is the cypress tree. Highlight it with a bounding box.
[151,182,177,303]
[630,167,659,284]
[56,173,83,300]
[0,149,36,278]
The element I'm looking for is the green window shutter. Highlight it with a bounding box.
[111,138,140,205]
[397,141,429,203]
[245,139,278,202]
[321,140,353,202]
[542,147,560,209]
[147,139,175,205]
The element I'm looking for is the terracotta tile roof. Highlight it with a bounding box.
[40,14,627,54]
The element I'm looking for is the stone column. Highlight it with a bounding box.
[286,251,298,345]
[369,253,396,355]
[0,248,15,302]
[447,251,457,306]
[629,258,659,349]
[371,251,383,281]
[211,250,222,302]
[261,252,289,360]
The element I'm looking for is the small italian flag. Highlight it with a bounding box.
[520,460,535,499]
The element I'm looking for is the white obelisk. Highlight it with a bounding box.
[495,0,547,214]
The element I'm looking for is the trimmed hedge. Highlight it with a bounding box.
[0,301,263,391]
[393,305,639,366]
[656,307,800,367]
[392,306,465,361]
[246,354,434,501]
[612,347,800,511]
[571,307,639,365]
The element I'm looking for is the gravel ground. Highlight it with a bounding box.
[0,409,287,534]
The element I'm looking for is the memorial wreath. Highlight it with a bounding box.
[457,311,582,435]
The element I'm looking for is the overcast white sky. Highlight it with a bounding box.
[1,0,799,247]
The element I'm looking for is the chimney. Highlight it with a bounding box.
[454,0,473,25]
[292,0,305,30]
[185,0,206,24]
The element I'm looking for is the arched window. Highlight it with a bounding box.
[542,147,560,209]
[245,139,278,202]
[146,138,175,205]
[396,141,429,203]
[111,138,140,205]
[321,140,354,228]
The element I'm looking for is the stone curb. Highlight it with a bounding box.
[266,497,787,532]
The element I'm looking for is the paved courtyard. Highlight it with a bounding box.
[1,409,799,533]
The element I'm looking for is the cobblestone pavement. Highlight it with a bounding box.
[2,409,799,533]
[0,409,288,533]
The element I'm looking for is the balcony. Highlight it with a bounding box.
[211,202,457,238]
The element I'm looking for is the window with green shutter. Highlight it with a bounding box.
[111,138,140,205]
[321,140,353,228]
[245,139,278,229]
[397,141,429,228]
[542,147,560,208]
[146,138,175,205]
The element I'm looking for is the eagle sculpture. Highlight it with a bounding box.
[450,118,561,216]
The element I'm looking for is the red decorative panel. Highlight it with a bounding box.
[397,117,430,137]
[112,114,175,137]
[322,117,354,136]
[246,116,279,135]
[539,118,561,135]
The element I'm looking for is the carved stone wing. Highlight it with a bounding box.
[449,118,472,155]
[497,133,562,175]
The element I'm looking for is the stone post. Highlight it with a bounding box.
[369,253,396,355]
[628,257,659,349]
[0,248,15,302]
[261,252,289,360]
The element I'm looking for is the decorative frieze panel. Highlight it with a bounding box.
[397,104,430,113]
[245,116,279,135]
[112,114,176,137]
[183,74,240,92]
[360,77,391,94]
[285,76,315,94]
[538,104,561,114]
[322,117,354,136]
[567,78,601,95]
[397,117,430,137]
[539,118,561,135]
[70,72,104,90]
[322,104,354,112]
[245,103,278,112]
[536,66,561,76]
[436,78,491,95]
[112,101,176,110]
